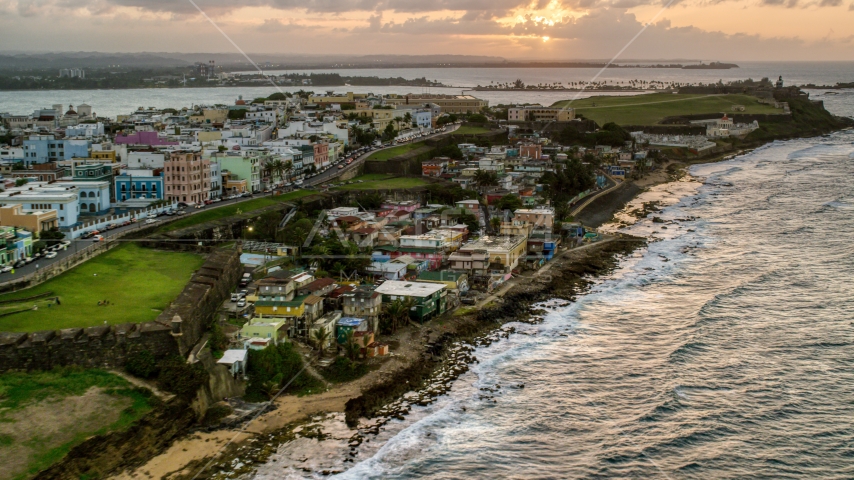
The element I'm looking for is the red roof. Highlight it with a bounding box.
[329,285,355,298]
[303,277,336,291]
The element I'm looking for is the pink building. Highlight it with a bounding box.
[313,142,329,168]
[380,200,421,213]
[164,151,211,204]
[115,131,178,146]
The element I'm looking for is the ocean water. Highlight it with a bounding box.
[1,62,852,118]
[245,96,854,479]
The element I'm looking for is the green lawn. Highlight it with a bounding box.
[160,190,316,232]
[365,142,427,161]
[0,244,205,332]
[551,93,783,125]
[332,174,430,190]
[0,368,154,480]
[453,125,493,135]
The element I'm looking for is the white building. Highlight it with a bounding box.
[277,121,349,145]
[0,186,80,227]
[126,152,166,170]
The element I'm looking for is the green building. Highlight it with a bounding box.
[0,227,33,265]
[374,280,448,322]
[213,153,262,193]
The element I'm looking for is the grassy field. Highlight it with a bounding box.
[160,190,316,232]
[0,368,154,480]
[453,125,493,135]
[332,174,430,190]
[0,244,204,332]
[551,93,782,125]
[365,142,427,161]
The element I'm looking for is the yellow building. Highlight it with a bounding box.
[190,109,228,124]
[309,92,355,104]
[198,131,223,144]
[91,150,117,162]
[0,205,58,233]
[449,235,527,273]
[353,109,397,130]
[384,94,488,114]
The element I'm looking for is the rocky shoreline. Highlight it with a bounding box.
[171,236,647,479]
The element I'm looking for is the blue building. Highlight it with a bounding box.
[115,169,165,201]
[22,135,91,166]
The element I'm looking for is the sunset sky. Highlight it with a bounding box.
[0,0,852,60]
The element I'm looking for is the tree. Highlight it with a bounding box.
[540,158,595,219]
[382,123,397,141]
[383,299,409,334]
[311,327,330,358]
[342,329,361,360]
[15,178,27,187]
[494,194,522,212]
[402,112,412,127]
[459,212,480,237]
[467,113,488,123]
[473,169,498,192]
[489,216,501,233]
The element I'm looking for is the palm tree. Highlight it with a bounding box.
[311,326,330,358]
[282,160,294,183]
[384,299,408,333]
[343,329,361,360]
[402,112,412,128]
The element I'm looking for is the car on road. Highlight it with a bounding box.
[61,240,71,247]
[194,204,204,209]
[338,165,344,169]
[24,256,33,264]
[14,260,25,268]
[44,251,58,259]
[145,218,158,225]
[92,235,105,242]
[1,265,12,273]
[236,299,247,308]
[231,293,240,302]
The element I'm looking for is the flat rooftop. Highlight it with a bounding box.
[375,280,446,297]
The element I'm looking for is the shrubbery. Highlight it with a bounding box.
[244,342,324,402]
[322,357,369,384]
[124,350,159,379]
[157,356,209,401]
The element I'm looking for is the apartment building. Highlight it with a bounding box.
[508,106,575,122]
[164,151,211,204]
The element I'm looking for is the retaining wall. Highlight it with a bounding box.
[0,248,242,372]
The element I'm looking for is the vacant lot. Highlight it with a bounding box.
[332,174,430,191]
[453,125,493,135]
[0,244,204,332]
[160,190,316,232]
[551,93,782,125]
[0,368,153,480]
[365,142,427,161]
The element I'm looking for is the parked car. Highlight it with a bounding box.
[236,299,247,308]
[14,260,26,268]
[194,204,204,209]
[44,251,58,259]
[230,293,240,302]
[145,218,158,225]
[1,265,13,273]
[92,235,105,242]
[60,240,71,247]
[24,257,33,264]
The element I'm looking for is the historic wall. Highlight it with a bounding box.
[0,248,242,373]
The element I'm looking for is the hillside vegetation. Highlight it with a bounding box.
[552,93,782,125]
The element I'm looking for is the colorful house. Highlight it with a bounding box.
[374,280,448,322]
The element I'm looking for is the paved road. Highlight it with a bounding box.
[0,188,296,283]
[0,125,460,284]
[304,124,459,187]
